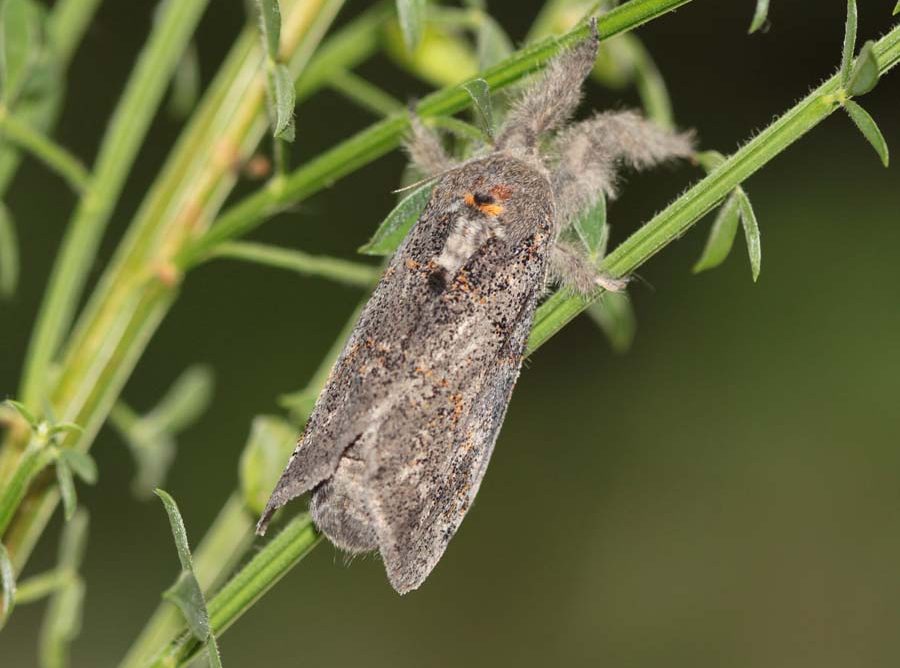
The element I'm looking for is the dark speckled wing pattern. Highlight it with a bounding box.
[258,154,554,593]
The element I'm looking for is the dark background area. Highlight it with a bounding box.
[3,0,900,665]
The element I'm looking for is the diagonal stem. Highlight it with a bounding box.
[527,21,900,353]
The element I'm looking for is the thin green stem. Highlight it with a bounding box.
[527,22,900,353]
[294,1,394,101]
[14,569,71,604]
[1,0,350,574]
[211,241,380,288]
[146,515,321,667]
[0,106,90,192]
[20,0,211,408]
[328,69,404,116]
[47,0,105,66]
[0,0,102,197]
[118,493,254,668]
[178,0,697,266]
[0,440,55,537]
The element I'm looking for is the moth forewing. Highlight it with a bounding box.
[258,23,694,594]
[258,155,555,593]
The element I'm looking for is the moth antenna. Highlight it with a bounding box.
[496,18,600,152]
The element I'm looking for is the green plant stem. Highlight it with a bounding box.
[178,0,696,266]
[20,0,211,409]
[146,515,321,668]
[211,241,380,287]
[526,22,900,354]
[294,1,394,101]
[47,0,105,66]
[0,441,54,537]
[118,493,255,668]
[0,106,90,192]
[328,69,404,116]
[0,0,101,197]
[0,0,350,574]
[14,569,71,604]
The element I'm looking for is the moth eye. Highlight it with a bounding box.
[473,192,495,205]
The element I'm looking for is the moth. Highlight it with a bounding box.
[257,21,693,593]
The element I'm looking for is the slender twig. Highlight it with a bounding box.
[212,242,381,288]
[19,0,211,408]
[328,70,405,116]
[47,0,105,66]
[0,440,55,537]
[0,106,90,192]
[527,23,900,353]
[1,0,351,574]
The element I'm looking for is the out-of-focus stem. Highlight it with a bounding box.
[0,0,349,574]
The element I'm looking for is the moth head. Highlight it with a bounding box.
[462,184,513,219]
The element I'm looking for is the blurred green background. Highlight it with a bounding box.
[3,0,900,666]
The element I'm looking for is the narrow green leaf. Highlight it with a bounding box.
[155,489,218,652]
[0,202,18,298]
[736,190,762,281]
[5,399,37,428]
[59,450,97,485]
[692,193,741,273]
[168,42,200,119]
[1,0,41,103]
[748,0,769,33]
[0,542,15,629]
[57,508,88,571]
[895,1,900,16]
[146,364,214,434]
[573,195,608,257]
[163,571,209,641]
[239,416,297,514]
[270,63,296,141]
[48,422,83,438]
[461,78,494,139]
[847,40,880,96]
[476,13,513,70]
[154,489,193,571]
[256,0,282,60]
[586,291,637,354]
[109,402,176,499]
[844,100,889,167]
[840,0,858,87]
[56,459,77,522]
[359,180,434,255]
[39,577,84,668]
[396,0,427,53]
[39,510,88,667]
[206,634,223,668]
